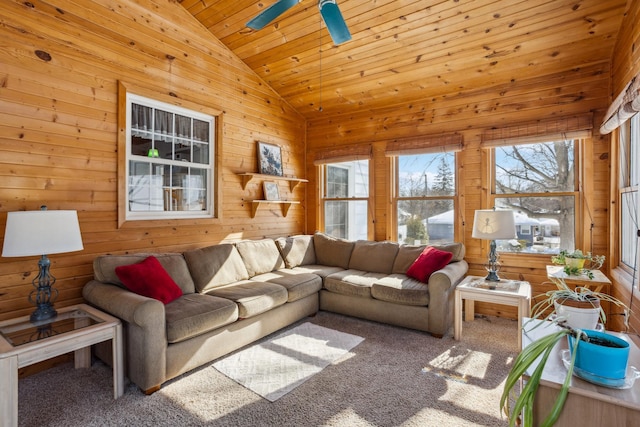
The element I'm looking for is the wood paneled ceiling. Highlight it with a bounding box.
[179,0,628,119]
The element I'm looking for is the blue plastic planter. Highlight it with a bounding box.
[568,330,630,380]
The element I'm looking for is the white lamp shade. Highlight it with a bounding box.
[472,209,517,240]
[2,210,84,257]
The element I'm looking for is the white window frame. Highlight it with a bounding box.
[393,152,457,245]
[125,93,215,221]
[320,160,370,240]
[490,140,580,254]
[619,113,640,277]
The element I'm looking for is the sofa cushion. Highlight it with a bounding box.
[235,239,285,277]
[291,264,345,278]
[348,240,399,274]
[251,270,322,302]
[165,293,239,343]
[324,269,388,298]
[274,235,316,268]
[432,242,465,262]
[184,244,250,293]
[392,242,465,274]
[206,280,288,318]
[406,246,453,283]
[114,256,183,304]
[372,274,430,306]
[93,253,196,294]
[313,232,355,269]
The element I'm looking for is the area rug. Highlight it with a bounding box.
[212,322,364,402]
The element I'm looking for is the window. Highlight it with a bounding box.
[125,93,215,221]
[492,140,578,254]
[395,153,456,244]
[619,113,639,274]
[321,160,369,240]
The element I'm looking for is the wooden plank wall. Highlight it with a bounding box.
[0,0,307,321]
[306,58,614,324]
[607,0,640,336]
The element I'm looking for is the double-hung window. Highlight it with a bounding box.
[124,93,216,221]
[619,113,640,275]
[491,140,579,253]
[321,160,370,240]
[394,152,456,244]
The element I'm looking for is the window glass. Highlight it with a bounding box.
[493,141,577,253]
[396,153,456,244]
[322,160,369,240]
[620,114,639,273]
[126,94,214,220]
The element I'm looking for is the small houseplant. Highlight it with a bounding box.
[500,278,631,427]
[550,249,605,279]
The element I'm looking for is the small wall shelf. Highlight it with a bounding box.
[250,200,300,218]
[237,172,308,191]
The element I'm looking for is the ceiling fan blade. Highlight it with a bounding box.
[247,0,301,30]
[318,0,351,45]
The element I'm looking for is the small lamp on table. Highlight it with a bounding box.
[472,208,517,282]
[2,206,84,322]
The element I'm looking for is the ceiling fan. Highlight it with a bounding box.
[247,0,352,45]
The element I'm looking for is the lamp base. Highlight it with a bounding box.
[484,240,502,282]
[485,270,501,282]
[28,254,59,323]
[30,304,57,322]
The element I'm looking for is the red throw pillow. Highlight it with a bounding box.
[406,246,453,283]
[115,256,182,304]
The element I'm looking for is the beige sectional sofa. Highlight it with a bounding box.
[82,233,468,393]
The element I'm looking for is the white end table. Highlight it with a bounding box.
[454,275,531,348]
[0,304,124,427]
[546,265,612,293]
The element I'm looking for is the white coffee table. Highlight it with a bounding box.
[0,304,124,427]
[454,275,531,348]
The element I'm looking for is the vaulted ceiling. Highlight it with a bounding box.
[179,0,628,119]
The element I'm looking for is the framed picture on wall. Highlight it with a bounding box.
[263,181,280,201]
[257,141,283,176]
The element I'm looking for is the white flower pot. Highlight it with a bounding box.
[554,299,601,330]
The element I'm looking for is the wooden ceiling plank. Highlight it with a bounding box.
[255,0,619,85]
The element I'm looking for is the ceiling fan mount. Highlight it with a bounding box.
[247,0,352,45]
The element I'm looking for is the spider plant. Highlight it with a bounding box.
[500,324,583,427]
[532,279,630,327]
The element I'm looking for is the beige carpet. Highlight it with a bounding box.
[17,312,518,426]
[213,322,364,401]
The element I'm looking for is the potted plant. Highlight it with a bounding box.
[531,279,627,330]
[550,249,605,279]
[500,278,631,427]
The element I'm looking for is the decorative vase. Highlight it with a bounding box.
[568,330,630,380]
[554,297,601,330]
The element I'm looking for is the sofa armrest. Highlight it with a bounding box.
[427,260,469,336]
[83,280,167,392]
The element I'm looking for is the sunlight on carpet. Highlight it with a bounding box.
[213,322,364,402]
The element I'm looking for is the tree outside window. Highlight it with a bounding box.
[396,153,455,244]
[492,141,578,254]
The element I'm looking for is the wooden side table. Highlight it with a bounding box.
[454,276,531,349]
[0,304,124,427]
[546,265,612,293]
[522,318,640,426]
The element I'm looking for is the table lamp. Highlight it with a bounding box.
[2,206,84,322]
[472,208,517,282]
